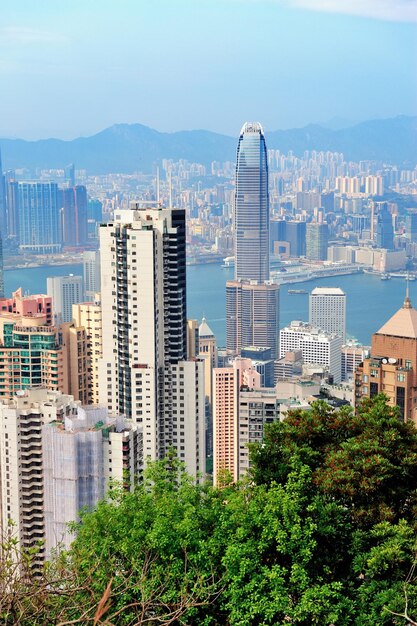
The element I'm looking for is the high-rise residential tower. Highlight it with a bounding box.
[99,203,205,478]
[234,122,269,282]
[309,287,346,341]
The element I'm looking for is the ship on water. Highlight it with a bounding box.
[288,289,308,294]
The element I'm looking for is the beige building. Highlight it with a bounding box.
[355,293,417,423]
[72,300,102,405]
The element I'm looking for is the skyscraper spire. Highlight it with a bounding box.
[404,276,412,309]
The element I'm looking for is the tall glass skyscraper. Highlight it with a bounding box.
[234,122,269,282]
[227,123,279,361]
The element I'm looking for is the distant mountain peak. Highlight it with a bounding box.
[1,115,415,173]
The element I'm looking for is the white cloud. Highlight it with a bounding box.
[0,26,69,45]
[287,0,417,22]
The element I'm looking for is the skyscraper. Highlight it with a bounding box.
[18,182,61,254]
[226,123,279,360]
[60,186,88,247]
[376,202,394,250]
[99,203,205,477]
[226,280,279,357]
[306,222,329,261]
[47,275,84,324]
[234,122,269,282]
[309,287,346,341]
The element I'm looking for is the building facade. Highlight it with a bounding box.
[226,279,280,358]
[0,389,142,567]
[47,275,84,324]
[18,182,61,254]
[234,122,269,282]
[355,293,417,423]
[99,203,205,478]
[309,287,346,341]
[280,321,343,383]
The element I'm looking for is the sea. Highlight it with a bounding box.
[4,262,415,348]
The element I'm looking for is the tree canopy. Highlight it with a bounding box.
[1,395,417,625]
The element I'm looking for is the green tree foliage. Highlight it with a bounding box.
[250,396,417,526]
[1,395,417,624]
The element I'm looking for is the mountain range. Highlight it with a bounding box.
[1,116,416,174]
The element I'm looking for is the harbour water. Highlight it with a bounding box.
[5,262,416,347]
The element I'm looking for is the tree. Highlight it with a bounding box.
[250,395,417,527]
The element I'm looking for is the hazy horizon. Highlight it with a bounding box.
[1,0,416,141]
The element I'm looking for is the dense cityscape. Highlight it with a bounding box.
[1,0,417,623]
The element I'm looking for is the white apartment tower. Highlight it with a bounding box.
[99,203,205,477]
[309,287,346,341]
[280,321,343,383]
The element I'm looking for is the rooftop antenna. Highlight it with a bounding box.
[404,274,412,309]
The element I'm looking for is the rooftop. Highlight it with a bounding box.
[375,293,417,339]
[311,287,346,296]
[199,317,215,337]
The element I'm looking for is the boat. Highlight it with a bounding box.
[380,274,391,281]
[221,256,235,268]
[288,289,308,294]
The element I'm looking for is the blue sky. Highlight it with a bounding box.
[0,0,416,139]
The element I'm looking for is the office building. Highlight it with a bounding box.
[342,344,369,382]
[227,122,279,363]
[0,388,142,567]
[355,292,417,423]
[72,300,102,405]
[5,180,19,239]
[226,279,279,358]
[274,350,303,382]
[64,163,75,187]
[306,222,329,261]
[309,287,346,341]
[83,250,101,301]
[47,275,84,324]
[405,211,417,243]
[241,345,274,387]
[99,203,205,478]
[280,321,343,383]
[270,219,287,253]
[234,122,269,282]
[285,221,306,257]
[18,182,61,254]
[376,202,394,250]
[60,186,88,247]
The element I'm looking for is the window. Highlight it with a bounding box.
[397,373,406,382]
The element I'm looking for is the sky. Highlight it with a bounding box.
[0,0,416,139]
